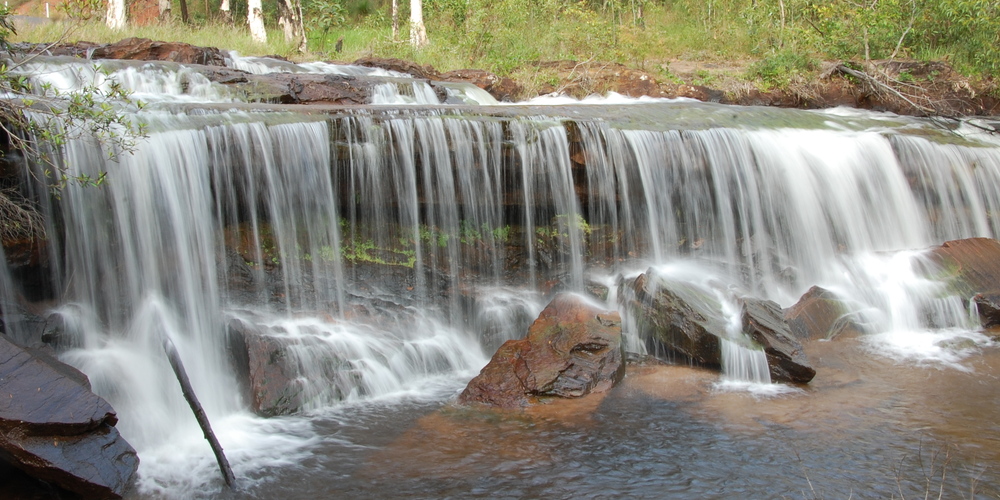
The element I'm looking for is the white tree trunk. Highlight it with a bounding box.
[248,0,267,44]
[409,0,428,47]
[157,0,171,20]
[391,0,399,40]
[277,0,307,51]
[220,0,232,23]
[106,0,126,30]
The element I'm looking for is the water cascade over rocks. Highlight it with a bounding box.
[2,44,1000,497]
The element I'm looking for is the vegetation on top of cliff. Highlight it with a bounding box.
[7,0,999,91]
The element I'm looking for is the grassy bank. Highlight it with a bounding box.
[9,0,998,94]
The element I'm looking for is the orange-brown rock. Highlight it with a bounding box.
[458,293,625,408]
[784,286,865,340]
[925,237,1000,327]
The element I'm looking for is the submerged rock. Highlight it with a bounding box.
[458,293,625,408]
[0,335,138,499]
[621,271,815,383]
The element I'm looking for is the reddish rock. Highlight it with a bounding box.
[925,238,1000,328]
[458,293,625,408]
[784,286,865,340]
[439,69,522,102]
[0,335,137,499]
[88,38,227,66]
[226,319,303,417]
[240,73,372,105]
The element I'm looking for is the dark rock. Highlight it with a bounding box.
[621,270,814,383]
[0,335,137,499]
[741,297,816,383]
[0,424,137,499]
[458,293,625,408]
[619,272,725,366]
[90,37,227,66]
[783,286,865,340]
[0,335,116,435]
[235,73,373,105]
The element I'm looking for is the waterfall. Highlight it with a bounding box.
[4,56,1000,494]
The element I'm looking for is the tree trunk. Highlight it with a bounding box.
[179,0,190,23]
[409,0,428,47]
[248,0,267,43]
[158,0,171,21]
[277,0,307,52]
[391,0,399,40]
[105,0,126,29]
[220,0,232,23]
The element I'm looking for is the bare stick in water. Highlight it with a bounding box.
[162,336,236,487]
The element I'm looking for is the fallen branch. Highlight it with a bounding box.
[162,335,236,488]
[835,63,935,115]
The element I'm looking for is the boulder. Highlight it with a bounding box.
[90,37,227,66]
[924,238,1000,328]
[438,69,522,102]
[0,335,138,499]
[620,270,814,383]
[783,286,865,340]
[458,293,625,408]
[619,272,726,366]
[227,318,360,417]
[741,298,816,383]
[226,319,303,417]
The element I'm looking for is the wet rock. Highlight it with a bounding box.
[0,335,137,499]
[90,37,227,66]
[352,56,440,80]
[439,69,522,102]
[741,297,816,383]
[619,272,726,366]
[924,238,1000,328]
[620,270,814,383]
[227,317,360,417]
[226,318,302,417]
[784,286,866,340]
[236,73,373,104]
[458,293,625,408]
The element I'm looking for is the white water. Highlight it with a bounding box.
[4,57,1000,495]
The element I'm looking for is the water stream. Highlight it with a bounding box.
[2,54,1000,498]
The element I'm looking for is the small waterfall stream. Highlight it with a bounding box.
[3,54,1000,497]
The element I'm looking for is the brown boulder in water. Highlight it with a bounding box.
[458,293,625,408]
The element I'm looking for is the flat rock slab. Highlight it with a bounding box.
[1,423,139,499]
[0,335,116,435]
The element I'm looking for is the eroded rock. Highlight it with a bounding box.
[742,297,816,383]
[458,293,625,408]
[924,238,1000,328]
[0,335,137,499]
[620,270,814,383]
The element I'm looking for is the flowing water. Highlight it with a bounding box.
[2,54,1000,498]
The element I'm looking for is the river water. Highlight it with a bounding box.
[2,53,1000,498]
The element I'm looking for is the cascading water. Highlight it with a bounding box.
[3,53,1000,497]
